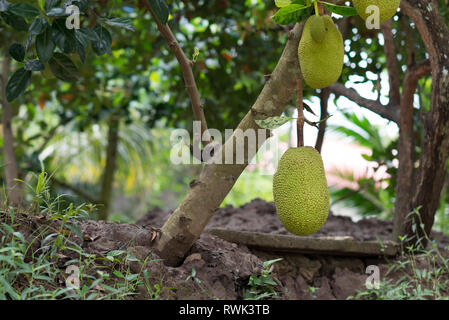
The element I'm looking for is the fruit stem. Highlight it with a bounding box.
[296,76,304,148]
[314,1,320,16]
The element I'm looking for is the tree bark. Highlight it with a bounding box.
[97,114,120,220]
[155,23,304,266]
[315,88,330,153]
[1,55,22,205]
[393,0,449,244]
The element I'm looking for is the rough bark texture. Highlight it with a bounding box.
[1,55,22,205]
[394,0,449,243]
[155,24,304,266]
[315,88,330,153]
[394,60,431,239]
[97,115,120,220]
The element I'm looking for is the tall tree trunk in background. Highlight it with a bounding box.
[393,0,449,244]
[155,24,303,266]
[97,114,120,220]
[1,55,22,205]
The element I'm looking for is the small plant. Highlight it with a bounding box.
[349,208,449,300]
[243,258,283,300]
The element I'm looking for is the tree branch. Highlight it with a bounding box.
[143,2,211,147]
[328,82,399,123]
[381,20,401,106]
[315,88,330,153]
[296,76,304,147]
[155,23,304,266]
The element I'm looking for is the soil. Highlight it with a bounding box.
[2,199,449,300]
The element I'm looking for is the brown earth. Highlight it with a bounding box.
[2,199,449,300]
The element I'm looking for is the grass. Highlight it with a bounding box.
[0,171,172,300]
[349,207,449,300]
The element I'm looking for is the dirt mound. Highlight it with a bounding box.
[137,198,449,247]
[3,199,449,300]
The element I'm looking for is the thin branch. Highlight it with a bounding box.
[315,88,330,153]
[296,76,304,147]
[328,82,400,123]
[143,2,211,147]
[381,20,401,106]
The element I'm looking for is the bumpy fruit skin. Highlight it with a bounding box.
[273,147,330,236]
[298,15,343,89]
[309,15,326,43]
[353,0,401,24]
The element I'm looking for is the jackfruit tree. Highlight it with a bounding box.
[1,0,449,267]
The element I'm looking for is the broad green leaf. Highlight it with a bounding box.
[6,68,31,102]
[91,25,112,56]
[321,2,358,17]
[0,0,10,12]
[48,52,80,82]
[45,0,61,11]
[52,19,76,53]
[7,3,40,18]
[29,17,48,35]
[46,7,68,17]
[255,116,294,130]
[9,43,25,62]
[62,0,89,12]
[148,0,169,24]
[104,17,135,31]
[75,27,98,41]
[272,4,311,25]
[275,0,291,8]
[36,25,55,62]
[25,59,45,71]
[0,12,28,31]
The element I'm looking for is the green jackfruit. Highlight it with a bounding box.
[298,15,343,89]
[309,15,326,43]
[353,0,401,24]
[273,147,330,236]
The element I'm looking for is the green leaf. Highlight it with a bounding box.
[7,3,40,18]
[148,0,169,24]
[275,0,291,8]
[36,25,55,62]
[25,59,45,71]
[63,0,89,12]
[9,43,25,62]
[0,0,10,12]
[104,17,135,31]
[255,116,294,130]
[29,17,48,35]
[272,4,311,25]
[45,0,61,12]
[303,102,316,116]
[48,52,80,82]
[321,2,358,17]
[0,12,28,31]
[52,19,76,53]
[75,27,98,41]
[91,25,112,56]
[46,7,68,17]
[6,68,31,102]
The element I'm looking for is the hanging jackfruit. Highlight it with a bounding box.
[352,0,401,24]
[273,147,330,236]
[298,15,344,89]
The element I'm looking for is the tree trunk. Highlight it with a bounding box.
[155,23,303,266]
[97,114,120,220]
[1,55,22,205]
[393,0,449,244]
